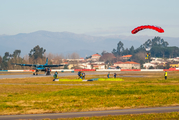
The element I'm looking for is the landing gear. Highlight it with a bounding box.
[33,70,39,75]
[33,73,38,75]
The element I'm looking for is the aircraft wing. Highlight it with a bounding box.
[12,63,36,67]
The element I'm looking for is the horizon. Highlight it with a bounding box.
[1,30,179,39]
[0,30,178,58]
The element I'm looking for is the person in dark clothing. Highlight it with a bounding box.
[83,72,85,79]
[78,71,81,79]
[107,72,110,78]
[114,73,117,78]
[80,72,83,79]
[54,71,58,79]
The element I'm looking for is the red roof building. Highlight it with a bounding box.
[122,55,132,60]
[91,54,101,61]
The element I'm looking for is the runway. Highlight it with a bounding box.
[0,106,179,120]
[0,72,108,79]
[0,71,148,79]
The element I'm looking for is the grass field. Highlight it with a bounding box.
[0,71,179,117]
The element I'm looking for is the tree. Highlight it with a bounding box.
[142,36,169,49]
[129,46,135,55]
[117,41,124,55]
[151,36,168,47]
[143,39,152,49]
[0,56,2,70]
[123,48,129,55]
[101,51,108,56]
[29,45,46,59]
[71,52,80,59]
[100,53,116,65]
[4,52,9,58]
[86,55,92,59]
[1,52,9,70]
[112,49,117,55]
[131,52,146,63]
[13,50,21,58]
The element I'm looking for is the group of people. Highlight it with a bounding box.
[78,71,85,79]
[107,72,117,78]
[53,71,168,80]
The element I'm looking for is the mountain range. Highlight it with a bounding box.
[0,30,179,58]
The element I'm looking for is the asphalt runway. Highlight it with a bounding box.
[0,72,106,79]
[0,106,179,120]
[0,71,147,79]
[0,72,79,79]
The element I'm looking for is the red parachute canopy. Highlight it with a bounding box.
[131,25,164,34]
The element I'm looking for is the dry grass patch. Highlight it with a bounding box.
[0,71,179,115]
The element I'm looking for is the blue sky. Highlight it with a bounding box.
[0,0,179,37]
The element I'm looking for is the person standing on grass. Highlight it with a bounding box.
[54,71,58,79]
[55,71,58,75]
[114,73,117,78]
[78,71,81,79]
[83,72,85,79]
[107,72,110,78]
[164,71,167,80]
[80,72,83,79]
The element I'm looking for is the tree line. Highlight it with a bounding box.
[1,36,178,70]
[0,45,81,70]
[97,36,179,68]
[111,36,179,60]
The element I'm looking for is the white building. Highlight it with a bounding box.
[113,61,140,69]
[91,54,101,61]
[143,63,157,69]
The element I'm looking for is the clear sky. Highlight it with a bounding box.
[0,0,179,37]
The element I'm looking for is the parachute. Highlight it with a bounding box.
[131,25,164,34]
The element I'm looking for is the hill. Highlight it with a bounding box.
[0,30,178,57]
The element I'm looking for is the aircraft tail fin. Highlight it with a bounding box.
[45,58,48,65]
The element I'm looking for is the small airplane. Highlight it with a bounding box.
[12,58,64,75]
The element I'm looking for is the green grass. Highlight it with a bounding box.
[0,72,179,115]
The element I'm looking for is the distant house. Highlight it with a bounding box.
[143,63,157,69]
[170,63,179,68]
[122,55,132,60]
[91,54,101,61]
[62,58,85,62]
[90,63,105,69]
[114,61,140,69]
